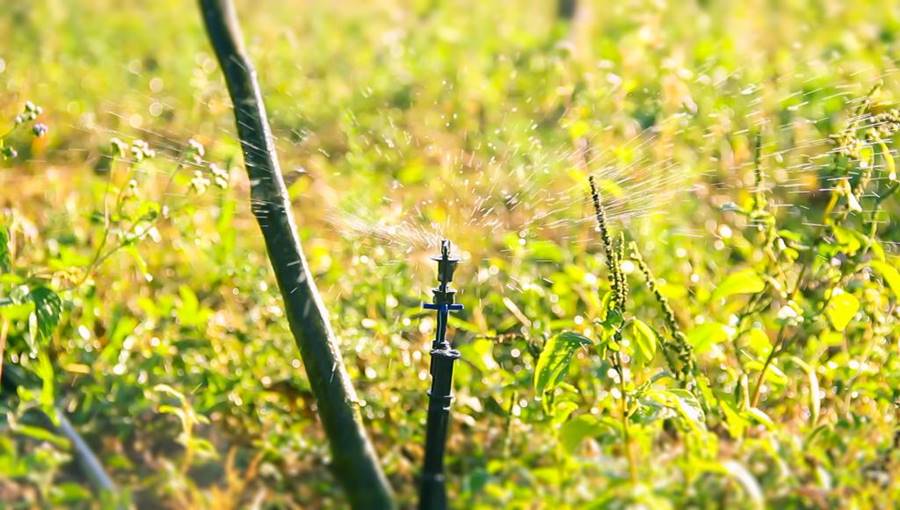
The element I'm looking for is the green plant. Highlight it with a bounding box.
[1,1,898,508]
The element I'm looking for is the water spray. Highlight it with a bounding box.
[419,239,463,510]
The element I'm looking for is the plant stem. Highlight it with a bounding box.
[614,351,638,484]
[0,318,7,384]
[589,176,638,483]
[751,326,788,408]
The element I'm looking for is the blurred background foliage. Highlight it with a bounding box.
[0,0,898,508]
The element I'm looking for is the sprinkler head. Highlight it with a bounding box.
[431,240,459,305]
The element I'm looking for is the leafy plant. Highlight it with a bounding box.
[0,1,898,508]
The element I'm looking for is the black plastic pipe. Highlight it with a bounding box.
[419,240,463,510]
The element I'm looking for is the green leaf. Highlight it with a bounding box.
[871,261,900,298]
[0,225,9,272]
[526,240,564,263]
[37,352,57,423]
[533,331,591,395]
[877,138,896,181]
[12,424,70,449]
[669,389,705,429]
[825,291,859,331]
[720,400,748,439]
[745,407,775,429]
[711,269,765,301]
[870,240,886,262]
[458,338,499,372]
[596,290,614,323]
[176,285,210,327]
[559,415,611,454]
[397,159,425,184]
[630,319,657,365]
[29,287,62,341]
[686,322,730,354]
[49,482,92,505]
[746,327,771,358]
[596,291,618,326]
[647,388,706,431]
[832,226,864,255]
[551,401,579,427]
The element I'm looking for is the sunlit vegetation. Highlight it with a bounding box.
[0,0,898,508]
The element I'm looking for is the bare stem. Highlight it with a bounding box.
[751,326,788,408]
[615,351,638,484]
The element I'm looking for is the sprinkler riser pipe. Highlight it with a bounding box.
[419,346,461,510]
[418,240,463,510]
[419,349,459,510]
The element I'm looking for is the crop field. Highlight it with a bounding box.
[0,0,898,508]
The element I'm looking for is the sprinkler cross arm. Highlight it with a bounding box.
[422,302,464,312]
